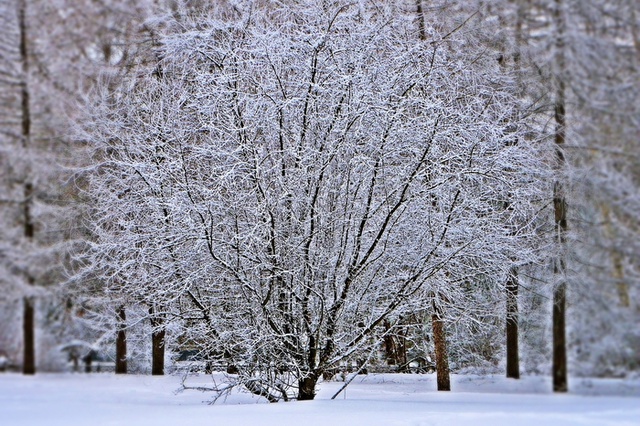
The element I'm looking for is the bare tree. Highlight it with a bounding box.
[81,2,547,400]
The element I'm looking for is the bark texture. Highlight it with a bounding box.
[298,373,318,400]
[432,302,450,391]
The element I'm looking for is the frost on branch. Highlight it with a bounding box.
[82,2,546,401]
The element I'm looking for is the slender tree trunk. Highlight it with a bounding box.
[552,264,567,392]
[23,297,35,375]
[506,267,520,379]
[552,0,568,393]
[150,307,165,375]
[552,93,568,390]
[513,0,526,96]
[21,182,35,376]
[415,0,426,41]
[115,306,127,374]
[18,0,35,376]
[151,325,165,376]
[501,1,525,381]
[612,255,629,307]
[432,300,450,391]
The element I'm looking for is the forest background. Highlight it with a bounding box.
[0,0,638,402]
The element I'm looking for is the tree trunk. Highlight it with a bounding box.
[432,301,450,391]
[115,306,127,374]
[297,373,318,400]
[83,351,93,373]
[23,297,35,375]
[552,271,567,392]
[22,183,35,375]
[415,0,426,41]
[18,0,35,376]
[612,254,629,308]
[383,319,399,366]
[503,1,525,381]
[506,268,520,379]
[150,308,165,376]
[552,0,568,393]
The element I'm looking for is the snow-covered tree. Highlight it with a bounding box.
[81,1,547,399]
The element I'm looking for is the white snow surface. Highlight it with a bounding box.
[1,373,639,426]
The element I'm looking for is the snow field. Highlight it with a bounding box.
[1,373,638,426]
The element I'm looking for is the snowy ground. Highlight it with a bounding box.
[1,372,639,426]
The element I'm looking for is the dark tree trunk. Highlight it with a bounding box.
[23,297,35,375]
[397,330,408,370]
[383,319,408,370]
[503,1,525,381]
[150,308,165,376]
[115,306,127,374]
[18,0,30,149]
[151,325,165,376]
[552,273,567,392]
[18,0,35,376]
[415,0,426,41]
[83,351,93,373]
[22,184,35,376]
[297,373,318,400]
[506,268,520,379]
[552,0,568,393]
[297,334,318,400]
[432,301,450,391]
[383,319,399,366]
